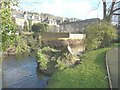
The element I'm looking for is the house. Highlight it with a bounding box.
[12,10,41,30]
[59,18,100,33]
[12,9,61,31]
[12,9,100,33]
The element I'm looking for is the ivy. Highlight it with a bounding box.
[0,0,18,51]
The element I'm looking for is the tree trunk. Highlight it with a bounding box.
[109,0,116,19]
[102,0,106,19]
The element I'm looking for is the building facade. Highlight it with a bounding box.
[59,18,100,33]
[12,9,101,33]
[12,10,61,31]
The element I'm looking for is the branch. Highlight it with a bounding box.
[115,1,120,5]
[113,13,120,15]
[109,1,116,17]
[112,8,120,13]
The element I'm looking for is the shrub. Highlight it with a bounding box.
[85,21,117,50]
[15,36,30,53]
[56,59,68,70]
[37,50,48,70]
[41,46,57,52]
[55,52,77,70]
[32,23,49,33]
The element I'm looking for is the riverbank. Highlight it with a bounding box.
[47,44,118,88]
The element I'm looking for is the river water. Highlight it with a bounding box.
[2,54,49,88]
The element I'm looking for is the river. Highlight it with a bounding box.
[2,54,49,88]
[2,46,84,88]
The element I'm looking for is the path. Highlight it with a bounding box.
[106,47,119,88]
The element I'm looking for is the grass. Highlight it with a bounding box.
[47,46,116,88]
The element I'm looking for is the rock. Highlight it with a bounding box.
[6,48,16,55]
[74,60,81,65]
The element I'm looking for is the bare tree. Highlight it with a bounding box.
[102,0,107,18]
[102,0,120,21]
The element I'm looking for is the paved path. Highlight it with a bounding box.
[106,47,119,88]
[0,62,2,90]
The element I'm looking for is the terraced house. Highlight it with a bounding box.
[59,18,100,33]
[12,9,101,33]
[12,9,64,32]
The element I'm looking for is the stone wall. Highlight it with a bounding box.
[41,32,69,40]
[48,25,59,32]
[42,39,85,49]
[41,32,85,40]
[41,32,85,52]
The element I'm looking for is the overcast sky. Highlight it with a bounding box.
[15,0,107,19]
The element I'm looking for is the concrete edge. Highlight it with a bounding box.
[106,50,112,90]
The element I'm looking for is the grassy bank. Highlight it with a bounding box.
[47,46,116,88]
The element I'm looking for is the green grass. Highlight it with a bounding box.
[47,47,113,88]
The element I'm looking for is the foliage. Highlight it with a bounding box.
[31,23,48,48]
[56,57,68,70]
[55,52,77,70]
[36,46,77,72]
[0,1,18,51]
[32,23,49,33]
[26,35,39,50]
[47,47,114,88]
[15,35,30,53]
[37,50,48,70]
[41,46,57,53]
[85,21,117,50]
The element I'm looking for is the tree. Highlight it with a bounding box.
[102,0,120,21]
[85,21,117,50]
[32,23,49,48]
[32,23,49,33]
[0,0,18,51]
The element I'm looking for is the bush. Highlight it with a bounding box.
[56,59,68,70]
[85,21,117,50]
[36,46,77,71]
[15,36,30,53]
[41,46,57,52]
[32,23,49,33]
[36,50,48,70]
[55,52,77,70]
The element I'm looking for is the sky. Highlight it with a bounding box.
[15,0,105,19]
